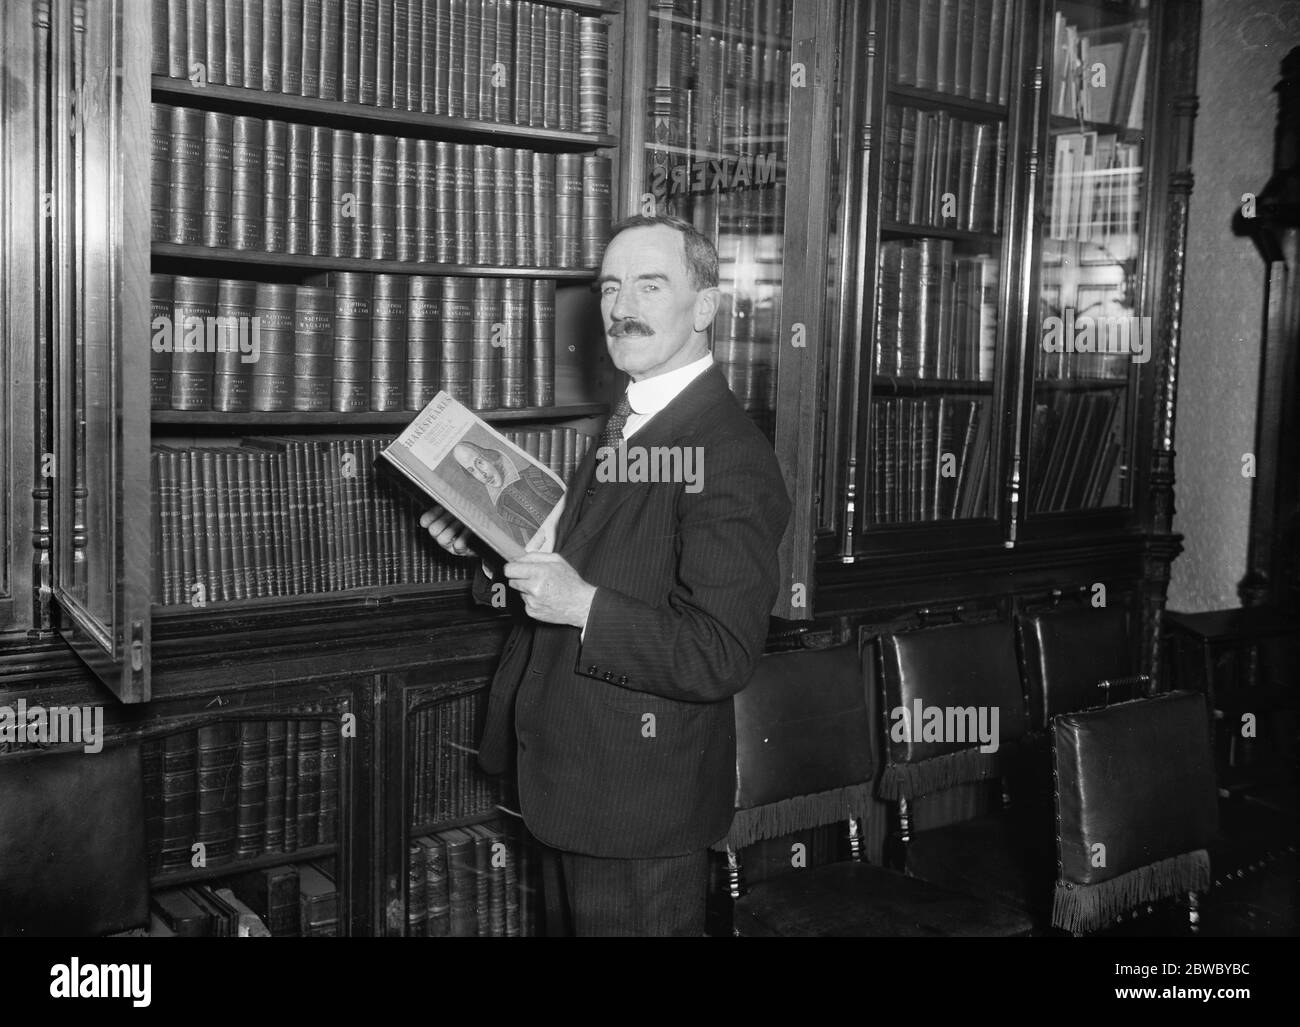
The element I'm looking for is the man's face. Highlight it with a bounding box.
[598,225,718,381]
[455,446,502,489]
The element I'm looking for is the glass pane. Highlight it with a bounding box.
[1030,0,1148,514]
[56,0,118,635]
[643,0,793,441]
[867,0,1013,527]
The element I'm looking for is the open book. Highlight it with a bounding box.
[378,392,567,561]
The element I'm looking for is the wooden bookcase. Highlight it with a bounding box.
[0,0,1203,936]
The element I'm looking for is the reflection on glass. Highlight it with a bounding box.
[643,0,792,439]
[1031,1,1148,514]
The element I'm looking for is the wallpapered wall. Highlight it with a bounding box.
[1168,0,1300,612]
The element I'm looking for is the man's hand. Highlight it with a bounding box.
[419,504,479,558]
[504,552,596,628]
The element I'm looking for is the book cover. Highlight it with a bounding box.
[378,391,565,560]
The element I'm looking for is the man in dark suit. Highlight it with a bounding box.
[420,215,790,935]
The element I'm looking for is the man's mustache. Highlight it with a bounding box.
[608,319,654,338]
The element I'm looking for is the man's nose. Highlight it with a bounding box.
[608,286,638,321]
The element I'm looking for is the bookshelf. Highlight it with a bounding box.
[1,0,1204,935]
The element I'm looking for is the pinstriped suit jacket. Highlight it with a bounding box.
[476,366,791,858]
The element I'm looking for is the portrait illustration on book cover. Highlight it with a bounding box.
[442,433,565,549]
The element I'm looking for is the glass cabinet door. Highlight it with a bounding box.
[1025,0,1149,522]
[857,0,1020,548]
[631,0,843,619]
[50,0,153,702]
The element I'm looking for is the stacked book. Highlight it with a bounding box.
[1046,132,1143,244]
[149,862,340,937]
[410,690,497,826]
[870,395,991,524]
[1050,12,1148,127]
[1027,390,1122,512]
[879,105,1005,233]
[889,0,1017,105]
[152,105,613,268]
[150,428,591,606]
[150,273,560,413]
[874,240,998,381]
[153,0,610,133]
[142,718,341,875]
[408,823,531,936]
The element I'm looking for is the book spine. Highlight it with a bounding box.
[281,0,304,94]
[581,153,612,268]
[494,0,515,123]
[513,146,535,266]
[243,0,265,89]
[319,721,340,842]
[526,2,544,126]
[327,272,372,412]
[462,0,480,120]
[371,133,397,259]
[251,283,296,410]
[204,0,227,84]
[264,722,287,851]
[541,5,559,128]
[440,0,458,117]
[558,8,575,130]
[296,720,322,846]
[499,277,527,409]
[168,106,203,245]
[287,121,312,254]
[235,720,269,858]
[478,0,497,122]
[392,0,409,109]
[340,0,361,102]
[528,278,554,407]
[283,720,300,850]
[419,139,442,262]
[153,0,171,76]
[230,450,254,598]
[262,0,283,92]
[441,277,472,403]
[318,0,340,99]
[301,0,322,96]
[371,274,408,411]
[185,0,208,80]
[531,151,554,266]
[453,143,474,264]
[395,136,418,261]
[231,115,265,250]
[358,0,378,104]
[492,146,515,266]
[170,275,219,410]
[308,125,333,255]
[376,0,393,108]
[406,274,440,409]
[330,128,355,257]
[470,276,502,409]
[350,130,374,259]
[406,0,424,111]
[263,119,289,253]
[294,285,335,411]
[151,103,171,243]
[554,152,582,268]
[151,273,175,409]
[577,16,608,134]
[511,0,530,125]
[213,278,258,411]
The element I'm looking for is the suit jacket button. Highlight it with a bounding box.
[588,665,598,674]
[586,487,596,496]
[603,671,614,682]
[618,675,628,685]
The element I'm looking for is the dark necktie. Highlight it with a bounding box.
[598,392,633,451]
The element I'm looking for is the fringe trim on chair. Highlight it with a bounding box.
[1051,850,1211,934]
[876,747,1002,801]
[713,782,876,852]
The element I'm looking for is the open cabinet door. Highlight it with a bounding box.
[50,0,152,703]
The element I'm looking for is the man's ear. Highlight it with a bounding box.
[693,287,721,332]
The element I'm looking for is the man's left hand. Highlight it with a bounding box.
[504,553,596,628]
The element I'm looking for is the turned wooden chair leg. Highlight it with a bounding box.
[848,815,862,862]
[1188,890,1201,933]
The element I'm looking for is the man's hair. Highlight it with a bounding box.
[455,440,506,481]
[606,214,720,291]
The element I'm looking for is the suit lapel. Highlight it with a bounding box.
[559,366,731,557]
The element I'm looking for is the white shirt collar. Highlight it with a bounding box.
[625,354,714,417]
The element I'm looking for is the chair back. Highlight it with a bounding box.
[876,620,1029,799]
[1018,604,1138,731]
[0,743,148,936]
[724,643,874,850]
[1052,691,1218,932]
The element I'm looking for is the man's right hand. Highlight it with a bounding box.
[419,504,479,559]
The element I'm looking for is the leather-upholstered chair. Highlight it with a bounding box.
[720,641,1032,937]
[873,619,1051,917]
[0,742,149,936]
[1018,603,1144,732]
[1051,691,1219,934]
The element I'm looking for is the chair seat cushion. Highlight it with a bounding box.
[904,813,1057,915]
[733,860,1034,937]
